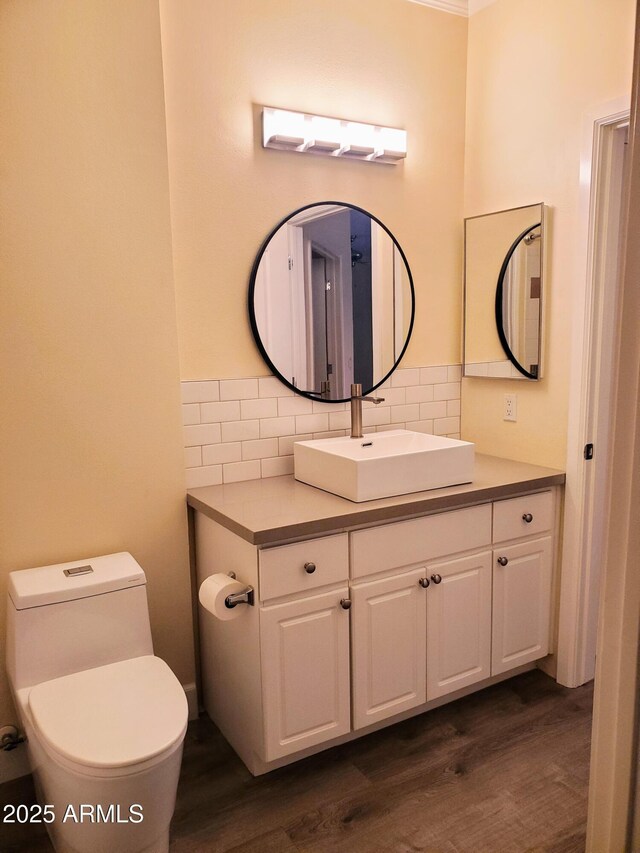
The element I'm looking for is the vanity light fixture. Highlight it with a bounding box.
[262,107,407,164]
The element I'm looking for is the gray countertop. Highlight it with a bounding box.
[186,454,565,546]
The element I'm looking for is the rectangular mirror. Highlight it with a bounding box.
[464,203,545,380]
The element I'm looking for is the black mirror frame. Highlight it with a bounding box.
[494,222,542,380]
[248,200,416,403]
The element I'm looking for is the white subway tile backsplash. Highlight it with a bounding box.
[186,464,222,488]
[258,376,294,398]
[312,400,345,413]
[182,403,201,426]
[278,396,314,416]
[183,423,221,447]
[390,404,420,424]
[181,365,462,486]
[419,401,448,420]
[313,430,346,440]
[242,438,279,460]
[241,397,278,420]
[201,400,241,423]
[278,433,312,456]
[406,385,434,404]
[420,366,448,385]
[184,446,202,468]
[405,419,434,434]
[221,420,260,442]
[260,416,296,438]
[261,455,294,478]
[181,380,220,404]
[223,460,261,484]
[434,417,460,435]
[219,378,259,401]
[391,368,420,387]
[202,442,242,466]
[362,406,391,427]
[295,413,329,434]
[329,410,350,431]
[377,387,406,407]
[433,382,461,402]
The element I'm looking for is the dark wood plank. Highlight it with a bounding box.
[0,670,593,853]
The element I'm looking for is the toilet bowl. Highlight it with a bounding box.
[6,553,189,853]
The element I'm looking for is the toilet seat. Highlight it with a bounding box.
[28,655,188,778]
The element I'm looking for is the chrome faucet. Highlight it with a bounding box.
[350,383,385,439]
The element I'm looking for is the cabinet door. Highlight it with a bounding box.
[351,568,427,730]
[260,587,351,761]
[492,536,553,675]
[426,551,492,701]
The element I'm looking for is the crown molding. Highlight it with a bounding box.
[407,0,469,17]
[467,0,499,14]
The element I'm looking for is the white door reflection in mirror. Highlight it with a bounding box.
[464,203,545,380]
[249,202,414,402]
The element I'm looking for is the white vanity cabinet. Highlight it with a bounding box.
[351,567,427,729]
[258,534,351,761]
[491,492,554,675]
[189,461,562,776]
[425,549,493,700]
[260,587,351,761]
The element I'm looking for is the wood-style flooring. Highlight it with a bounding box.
[0,670,593,853]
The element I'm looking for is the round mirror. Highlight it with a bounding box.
[249,202,415,402]
[495,221,542,379]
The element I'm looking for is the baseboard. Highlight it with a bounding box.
[0,741,30,785]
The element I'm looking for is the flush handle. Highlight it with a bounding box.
[522,513,533,523]
[497,556,509,567]
[304,562,316,574]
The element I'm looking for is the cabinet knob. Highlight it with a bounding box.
[497,556,509,566]
[430,574,442,585]
[340,598,352,610]
[418,577,430,588]
[304,562,316,574]
[522,513,533,523]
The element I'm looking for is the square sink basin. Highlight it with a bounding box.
[294,429,475,502]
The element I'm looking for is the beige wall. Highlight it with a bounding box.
[0,0,194,736]
[462,0,636,468]
[159,0,468,380]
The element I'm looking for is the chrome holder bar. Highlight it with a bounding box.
[225,585,255,609]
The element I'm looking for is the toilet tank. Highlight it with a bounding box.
[6,553,154,691]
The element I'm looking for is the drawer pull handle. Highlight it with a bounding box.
[522,513,533,523]
[340,598,352,610]
[304,562,316,574]
[431,574,442,585]
[497,556,509,566]
[418,577,430,588]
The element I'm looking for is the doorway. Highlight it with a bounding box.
[558,104,630,688]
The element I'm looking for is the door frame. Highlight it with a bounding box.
[556,98,630,688]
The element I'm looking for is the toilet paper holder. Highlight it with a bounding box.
[225,572,255,609]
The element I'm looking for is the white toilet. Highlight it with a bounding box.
[5,552,188,853]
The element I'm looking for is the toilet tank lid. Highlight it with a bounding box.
[8,552,146,610]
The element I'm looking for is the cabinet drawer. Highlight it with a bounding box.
[493,491,553,543]
[350,504,492,579]
[259,533,348,601]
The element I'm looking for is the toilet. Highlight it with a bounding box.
[5,552,188,853]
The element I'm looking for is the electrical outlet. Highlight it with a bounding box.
[504,393,517,422]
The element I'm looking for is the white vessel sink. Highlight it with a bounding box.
[294,429,475,502]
